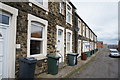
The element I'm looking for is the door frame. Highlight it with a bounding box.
[78,40,81,57]
[0,2,18,78]
[56,25,64,62]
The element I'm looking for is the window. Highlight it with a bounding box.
[66,29,72,53]
[29,0,48,11]
[66,2,72,24]
[27,14,48,60]
[67,32,71,51]
[30,22,44,55]
[90,32,92,40]
[78,19,81,35]
[86,27,89,38]
[60,1,64,15]
[35,0,43,5]
[0,14,9,25]
[83,24,85,36]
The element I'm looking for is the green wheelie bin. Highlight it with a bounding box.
[86,51,91,57]
[67,53,79,66]
[47,54,60,75]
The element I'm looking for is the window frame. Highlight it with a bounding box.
[29,0,48,12]
[83,24,85,37]
[27,14,48,60]
[66,29,72,54]
[86,27,89,38]
[66,1,72,25]
[60,1,65,15]
[30,22,44,56]
[78,19,81,35]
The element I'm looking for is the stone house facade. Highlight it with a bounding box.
[0,0,77,78]
[0,0,97,78]
[74,13,97,56]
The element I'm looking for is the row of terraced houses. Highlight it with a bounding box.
[0,0,97,78]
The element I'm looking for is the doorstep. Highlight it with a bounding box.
[36,51,99,78]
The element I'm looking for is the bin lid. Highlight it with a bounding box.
[19,57,37,64]
[47,54,61,59]
[67,53,79,56]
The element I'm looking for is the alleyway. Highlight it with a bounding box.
[70,48,119,78]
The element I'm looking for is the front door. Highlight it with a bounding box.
[0,26,8,79]
[0,12,10,79]
[57,27,64,63]
[78,40,81,57]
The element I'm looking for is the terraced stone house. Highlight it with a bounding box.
[0,0,97,78]
[74,13,97,57]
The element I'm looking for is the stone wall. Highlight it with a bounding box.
[3,1,76,77]
[3,2,48,77]
[48,2,76,63]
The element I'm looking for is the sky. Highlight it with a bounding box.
[71,0,119,45]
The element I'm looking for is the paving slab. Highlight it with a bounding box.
[36,51,99,78]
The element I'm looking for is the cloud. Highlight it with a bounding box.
[71,1,118,44]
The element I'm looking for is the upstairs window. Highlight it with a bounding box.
[66,2,72,25]
[35,0,43,5]
[60,1,65,15]
[29,0,48,11]
[78,19,81,35]
[86,27,89,38]
[83,24,85,36]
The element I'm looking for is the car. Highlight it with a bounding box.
[109,49,120,57]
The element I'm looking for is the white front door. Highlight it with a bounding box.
[56,26,64,63]
[0,26,8,79]
[0,12,10,79]
[78,40,81,57]
[0,28,3,80]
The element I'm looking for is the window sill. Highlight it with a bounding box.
[29,54,47,60]
[29,0,49,12]
[66,22,73,26]
[59,12,65,16]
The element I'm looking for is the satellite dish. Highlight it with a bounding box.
[75,27,80,32]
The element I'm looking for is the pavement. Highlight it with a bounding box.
[70,48,119,78]
[36,50,100,78]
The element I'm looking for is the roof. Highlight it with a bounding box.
[69,1,76,9]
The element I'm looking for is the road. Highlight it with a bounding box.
[70,48,119,78]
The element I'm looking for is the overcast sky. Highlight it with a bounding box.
[71,0,119,45]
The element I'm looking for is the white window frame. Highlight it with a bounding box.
[66,29,72,54]
[92,34,93,40]
[90,31,92,40]
[83,24,85,37]
[66,1,72,25]
[29,0,48,12]
[78,19,81,35]
[86,27,89,38]
[0,2,18,78]
[27,14,48,60]
[60,0,64,15]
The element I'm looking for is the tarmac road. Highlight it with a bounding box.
[70,48,119,78]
